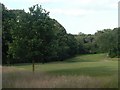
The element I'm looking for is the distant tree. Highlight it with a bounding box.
[52,19,69,60]
[75,34,87,54]
[67,34,78,56]
[108,28,119,57]
[95,28,119,57]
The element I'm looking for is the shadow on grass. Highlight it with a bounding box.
[63,58,103,63]
[48,66,118,76]
[64,58,97,63]
[64,53,109,63]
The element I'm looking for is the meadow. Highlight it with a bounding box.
[2,53,118,88]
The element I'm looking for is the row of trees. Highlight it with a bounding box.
[2,4,120,64]
[75,28,120,58]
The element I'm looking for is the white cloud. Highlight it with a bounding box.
[45,0,118,15]
[0,0,57,4]
[48,8,95,16]
[109,3,118,9]
[26,0,59,3]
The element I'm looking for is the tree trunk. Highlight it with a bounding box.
[32,60,35,73]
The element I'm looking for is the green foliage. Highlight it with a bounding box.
[2,3,119,64]
[75,34,98,54]
[95,28,119,57]
[8,5,56,63]
[2,4,79,64]
[2,4,17,64]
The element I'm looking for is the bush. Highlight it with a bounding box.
[108,48,117,58]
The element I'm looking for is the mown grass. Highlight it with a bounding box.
[2,53,118,88]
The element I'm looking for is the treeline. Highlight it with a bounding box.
[2,4,120,64]
[75,28,120,57]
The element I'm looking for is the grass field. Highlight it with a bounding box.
[2,53,118,88]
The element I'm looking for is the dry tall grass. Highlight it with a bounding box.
[2,66,118,88]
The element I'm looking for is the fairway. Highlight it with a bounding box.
[3,53,118,88]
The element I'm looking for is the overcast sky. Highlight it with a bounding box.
[0,0,119,34]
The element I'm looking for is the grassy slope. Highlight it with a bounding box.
[3,53,118,88]
[14,53,118,76]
